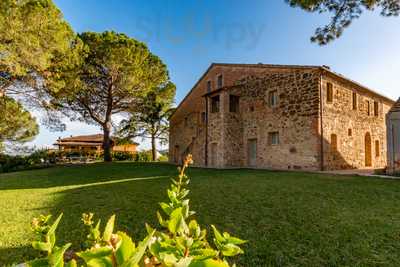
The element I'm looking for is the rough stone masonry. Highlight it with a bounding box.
[169,63,394,171]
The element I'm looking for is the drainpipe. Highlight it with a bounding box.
[319,73,325,171]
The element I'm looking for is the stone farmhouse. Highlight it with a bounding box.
[169,63,395,171]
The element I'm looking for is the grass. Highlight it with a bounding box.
[1,163,400,266]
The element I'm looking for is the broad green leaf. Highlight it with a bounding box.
[211,225,224,243]
[65,259,78,267]
[49,243,71,267]
[26,258,49,267]
[191,249,219,261]
[188,259,229,267]
[103,215,115,242]
[47,213,63,247]
[115,231,135,265]
[77,247,113,263]
[168,208,183,234]
[87,257,113,267]
[121,230,155,267]
[32,241,51,252]
[220,243,244,257]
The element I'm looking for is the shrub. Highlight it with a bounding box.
[158,154,168,162]
[24,155,246,266]
[112,151,135,161]
[0,149,54,173]
[135,150,152,162]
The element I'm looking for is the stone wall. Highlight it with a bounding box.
[321,73,392,170]
[214,70,322,170]
[169,64,394,171]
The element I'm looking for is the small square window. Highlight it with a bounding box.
[268,90,278,107]
[249,105,255,112]
[229,95,240,113]
[348,129,352,137]
[268,132,279,145]
[211,95,220,113]
[217,74,223,89]
[327,83,333,103]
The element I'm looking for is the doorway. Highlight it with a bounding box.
[248,139,257,167]
[365,133,372,167]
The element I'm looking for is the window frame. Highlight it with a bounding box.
[268,132,280,146]
[374,101,379,117]
[229,95,240,113]
[331,134,338,152]
[207,80,212,93]
[268,90,278,108]
[210,95,220,113]
[352,92,357,110]
[327,83,333,103]
[217,74,223,89]
[375,140,380,158]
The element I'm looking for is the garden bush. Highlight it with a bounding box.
[135,150,153,162]
[0,149,54,173]
[24,155,246,266]
[112,151,135,161]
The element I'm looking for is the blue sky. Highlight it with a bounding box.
[29,0,400,149]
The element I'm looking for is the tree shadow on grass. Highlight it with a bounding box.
[0,162,178,190]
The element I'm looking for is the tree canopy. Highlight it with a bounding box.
[286,0,400,45]
[46,31,171,161]
[0,97,39,147]
[118,82,176,161]
[0,0,75,94]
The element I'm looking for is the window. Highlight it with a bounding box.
[217,74,223,89]
[327,83,333,103]
[374,101,379,117]
[207,80,212,93]
[331,134,338,152]
[352,92,357,110]
[249,105,255,112]
[268,90,278,107]
[367,101,371,116]
[211,95,220,113]
[229,95,240,112]
[375,140,380,157]
[268,132,280,145]
[184,117,188,126]
[348,129,352,137]
[201,112,206,123]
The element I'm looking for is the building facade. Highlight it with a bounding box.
[54,134,138,155]
[387,99,400,174]
[169,64,394,171]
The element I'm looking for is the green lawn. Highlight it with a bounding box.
[1,163,400,266]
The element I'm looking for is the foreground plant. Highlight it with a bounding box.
[24,155,245,266]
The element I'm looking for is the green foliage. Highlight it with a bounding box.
[286,0,400,45]
[0,149,53,173]
[135,151,153,162]
[0,96,39,145]
[45,31,171,162]
[0,0,75,94]
[23,155,245,266]
[118,82,176,161]
[112,152,135,162]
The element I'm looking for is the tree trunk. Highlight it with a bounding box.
[103,121,112,162]
[151,134,157,161]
